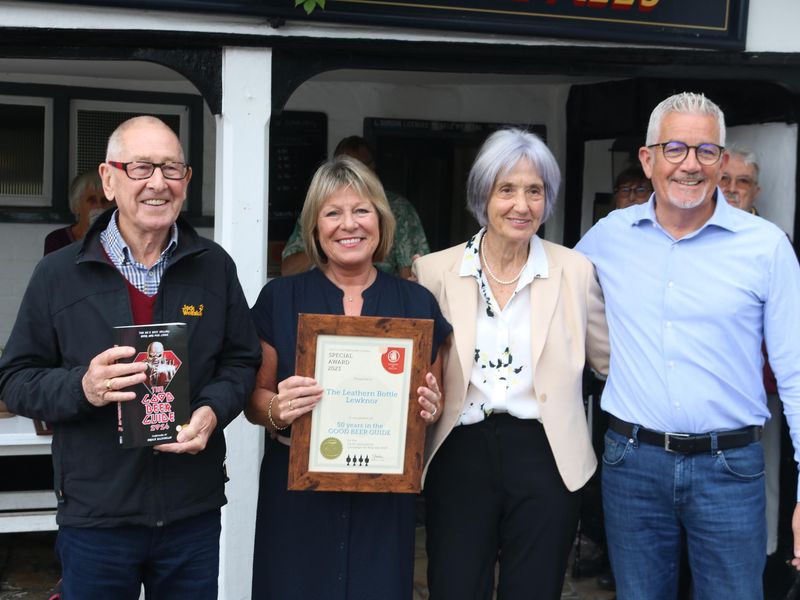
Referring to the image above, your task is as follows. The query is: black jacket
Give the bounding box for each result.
[0,212,261,528]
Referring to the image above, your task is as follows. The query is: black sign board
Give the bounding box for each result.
[26,0,748,50]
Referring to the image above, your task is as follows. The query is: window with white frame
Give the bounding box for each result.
[0,95,53,207]
[70,99,189,183]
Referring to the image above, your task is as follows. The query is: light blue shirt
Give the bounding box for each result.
[576,192,800,496]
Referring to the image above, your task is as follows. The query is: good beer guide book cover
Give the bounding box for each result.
[113,323,190,448]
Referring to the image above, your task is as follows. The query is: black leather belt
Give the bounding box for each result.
[609,416,762,454]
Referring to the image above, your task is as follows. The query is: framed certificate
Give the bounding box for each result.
[287,313,434,493]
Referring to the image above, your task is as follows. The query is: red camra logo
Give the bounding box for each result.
[381,347,405,374]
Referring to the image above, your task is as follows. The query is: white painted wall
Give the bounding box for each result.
[746,0,800,53]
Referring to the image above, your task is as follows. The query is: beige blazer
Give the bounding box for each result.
[414,239,609,492]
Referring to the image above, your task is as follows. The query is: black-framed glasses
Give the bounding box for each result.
[647,141,724,166]
[614,185,652,198]
[107,160,189,180]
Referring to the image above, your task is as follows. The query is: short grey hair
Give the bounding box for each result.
[68,171,104,214]
[646,92,726,147]
[725,143,760,183]
[105,115,185,162]
[466,128,560,227]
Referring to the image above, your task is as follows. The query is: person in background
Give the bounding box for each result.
[281,135,429,279]
[0,116,261,599]
[44,171,114,255]
[721,144,783,568]
[720,144,761,214]
[577,92,800,599]
[414,128,609,600]
[613,165,652,210]
[247,155,451,600]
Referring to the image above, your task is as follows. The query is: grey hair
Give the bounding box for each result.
[68,171,104,214]
[725,143,760,183]
[105,115,185,161]
[646,92,726,147]
[466,128,560,227]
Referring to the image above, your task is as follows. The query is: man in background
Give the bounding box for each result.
[613,165,652,210]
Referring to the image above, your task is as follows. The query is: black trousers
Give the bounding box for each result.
[424,413,581,600]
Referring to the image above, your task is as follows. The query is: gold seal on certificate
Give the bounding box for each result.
[288,314,433,493]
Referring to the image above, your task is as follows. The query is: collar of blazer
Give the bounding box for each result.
[441,248,563,398]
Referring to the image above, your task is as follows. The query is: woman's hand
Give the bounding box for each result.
[272,375,323,427]
[418,371,443,425]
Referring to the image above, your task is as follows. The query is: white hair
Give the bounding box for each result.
[646,92,726,147]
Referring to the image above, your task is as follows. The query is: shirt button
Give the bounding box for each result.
[674,402,681,407]
[666,321,672,328]
[155,520,164,527]
[667,281,674,288]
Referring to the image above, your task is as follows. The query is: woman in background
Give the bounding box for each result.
[44,171,113,254]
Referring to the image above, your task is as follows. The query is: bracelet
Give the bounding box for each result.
[268,393,288,431]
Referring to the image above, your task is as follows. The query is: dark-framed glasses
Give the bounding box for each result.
[615,185,652,198]
[647,141,724,166]
[107,160,189,180]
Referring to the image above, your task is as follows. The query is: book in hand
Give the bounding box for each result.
[113,322,191,448]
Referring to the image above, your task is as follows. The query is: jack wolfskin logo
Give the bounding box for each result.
[182,304,204,317]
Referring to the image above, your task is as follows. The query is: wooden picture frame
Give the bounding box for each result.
[288,313,433,493]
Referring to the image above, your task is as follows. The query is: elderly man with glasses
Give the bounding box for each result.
[576,92,800,599]
[720,144,762,215]
[0,116,261,599]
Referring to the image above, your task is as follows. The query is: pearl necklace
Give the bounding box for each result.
[480,233,527,286]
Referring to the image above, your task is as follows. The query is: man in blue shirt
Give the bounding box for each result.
[576,92,800,599]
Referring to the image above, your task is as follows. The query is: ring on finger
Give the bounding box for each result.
[431,406,437,417]
[288,399,293,410]
[105,379,112,392]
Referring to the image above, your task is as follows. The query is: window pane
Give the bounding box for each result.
[75,109,181,176]
[0,104,45,196]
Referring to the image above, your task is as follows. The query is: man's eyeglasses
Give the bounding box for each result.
[647,141,724,166]
[614,185,652,198]
[107,161,189,181]
[720,174,756,190]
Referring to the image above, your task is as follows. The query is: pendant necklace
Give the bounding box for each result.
[329,269,376,302]
[480,233,527,286]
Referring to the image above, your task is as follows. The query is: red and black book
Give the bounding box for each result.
[113,322,190,448]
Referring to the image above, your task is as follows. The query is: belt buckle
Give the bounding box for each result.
[664,432,690,453]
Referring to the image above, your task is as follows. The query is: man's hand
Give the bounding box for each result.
[791,502,800,570]
[81,346,147,407]
[155,406,218,455]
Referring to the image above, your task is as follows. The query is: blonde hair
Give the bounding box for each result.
[300,156,395,269]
